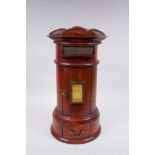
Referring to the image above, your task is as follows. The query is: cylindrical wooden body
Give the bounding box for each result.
[49,27,106,144]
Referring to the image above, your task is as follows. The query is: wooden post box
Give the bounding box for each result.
[48,26,106,144]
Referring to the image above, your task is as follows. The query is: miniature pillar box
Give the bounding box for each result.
[48,26,106,144]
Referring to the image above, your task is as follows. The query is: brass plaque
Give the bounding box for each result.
[71,83,83,103]
[63,46,93,55]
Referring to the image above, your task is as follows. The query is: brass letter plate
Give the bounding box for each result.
[70,81,84,104]
[63,46,93,58]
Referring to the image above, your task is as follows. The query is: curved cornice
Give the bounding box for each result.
[48,26,107,42]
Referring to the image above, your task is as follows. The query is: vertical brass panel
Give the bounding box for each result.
[72,84,83,103]
[70,81,84,104]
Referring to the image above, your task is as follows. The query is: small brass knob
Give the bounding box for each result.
[69,130,85,137]
[80,130,85,135]
[62,90,66,97]
[69,130,75,136]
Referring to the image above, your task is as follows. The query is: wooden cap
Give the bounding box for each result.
[48,26,107,42]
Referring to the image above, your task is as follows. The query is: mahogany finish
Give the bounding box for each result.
[48,26,106,144]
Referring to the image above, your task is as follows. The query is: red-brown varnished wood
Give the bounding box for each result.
[62,67,91,117]
[48,26,106,144]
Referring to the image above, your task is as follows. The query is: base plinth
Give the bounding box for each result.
[50,108,101,144]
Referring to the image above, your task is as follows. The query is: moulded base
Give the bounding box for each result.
[50,108,101,144]
[51,125,101,144]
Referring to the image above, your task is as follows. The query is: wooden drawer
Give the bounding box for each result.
[63,123,90,139]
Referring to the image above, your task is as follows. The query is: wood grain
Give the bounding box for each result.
[49,26,106,144]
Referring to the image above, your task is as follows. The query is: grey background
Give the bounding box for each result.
[27,0,128,155]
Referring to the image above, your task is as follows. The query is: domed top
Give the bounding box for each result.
[48,26,106,42]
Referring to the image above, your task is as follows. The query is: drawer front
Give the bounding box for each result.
[63,123,90,139]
